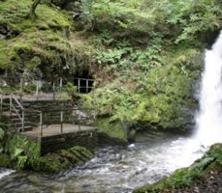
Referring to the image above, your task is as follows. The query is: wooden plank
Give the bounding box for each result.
[60,111,63,133]
[22,124,96,138]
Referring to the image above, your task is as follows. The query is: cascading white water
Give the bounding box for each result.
[196,31,222,147]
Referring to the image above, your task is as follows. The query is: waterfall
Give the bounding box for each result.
[196,31,222,147]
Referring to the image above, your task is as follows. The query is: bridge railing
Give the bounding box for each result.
[21,107,96,137]
[0,94,96,137]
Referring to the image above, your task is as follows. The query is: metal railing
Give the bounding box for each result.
[74,78,94,93]
[10,95,25,132]
[0,94,96,137]
[39,108,96,136]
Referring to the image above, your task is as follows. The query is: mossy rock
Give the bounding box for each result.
[0,154,11,168]
[58,149,79,164]
[31,146,93,173]
[69,146,94,161]
[33,153,71,173]
[96,117,128,143]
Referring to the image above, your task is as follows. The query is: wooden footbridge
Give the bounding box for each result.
[0,94,97,154]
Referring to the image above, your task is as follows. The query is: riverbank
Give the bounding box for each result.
[0,133,94,173]
[134,144,222,193]
[0,132,203,193]
[0,111,129,173]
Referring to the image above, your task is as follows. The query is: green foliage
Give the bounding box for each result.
[0,154,11,167]
[0,128,5,141]
[92,0,156,35]
[64,82,77,95]
[163,0,222,44]
[95,36,164,74]
[6,135,40,169]
[86,46,200,130]
[91,0,222,45]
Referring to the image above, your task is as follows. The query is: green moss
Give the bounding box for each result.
[32,146,93,173]
[58,149,79,164]
[96,117,127,142]
[0,154,11,167]
[0,0,71,32]
[33,153,70,173]
[69,146,94,161]
[0,0,74,75]
[0,29,72,70]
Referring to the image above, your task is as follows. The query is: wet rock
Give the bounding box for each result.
[0,154,11,168]
[0,24,18,39]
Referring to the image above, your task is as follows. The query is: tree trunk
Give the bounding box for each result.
[30,0,41,19]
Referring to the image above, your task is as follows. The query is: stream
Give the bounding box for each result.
[0,131,205,193]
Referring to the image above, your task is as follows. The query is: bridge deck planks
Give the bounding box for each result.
[22,124,96,138]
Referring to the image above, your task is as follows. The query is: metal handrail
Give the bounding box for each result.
[0,95,3,114]
[11,95,24,110]
[1,94,96,137]
[74,78,94,81]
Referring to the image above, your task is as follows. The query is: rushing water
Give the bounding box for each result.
[195,31,222,147]
[0,132,204,193]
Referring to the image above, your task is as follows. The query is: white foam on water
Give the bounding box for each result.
[0,169,14,180]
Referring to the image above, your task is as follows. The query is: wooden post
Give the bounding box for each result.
[86,79,89,93]
[59,77,63,92]
[60,111,63,133]
[40,111,43,137]
[78,78,80,93]
[9,95,12,116]
[21,110,24,132]
[53,82,55,100]
[36,81,39,100]
[20,76,24,100]
[0,96,2,114]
